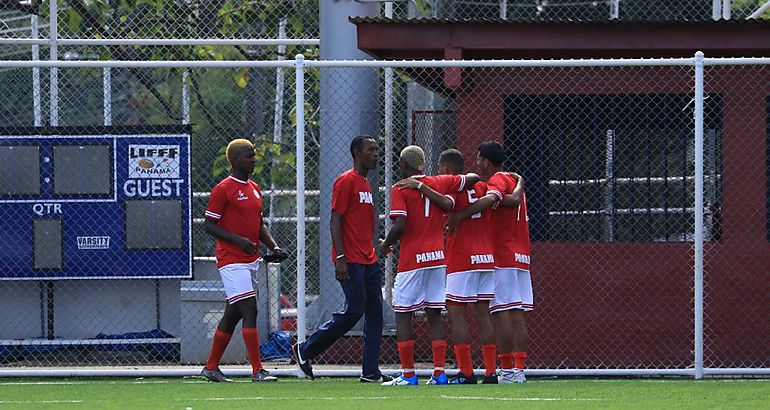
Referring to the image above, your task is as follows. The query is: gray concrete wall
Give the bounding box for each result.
[0,279,179,340]
[0,281,43,339]
[0,259,271,366]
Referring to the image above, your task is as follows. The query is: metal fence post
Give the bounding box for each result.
[49,0,58,126]
[294,54,307,372]
[103,68,111,126]
[693,50,705,380]
[31,15,41,126]
[181,71,190,125]
[383,1,395,310]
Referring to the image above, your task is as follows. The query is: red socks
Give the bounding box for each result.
[482,344,497,376]
[242,327,263,376]
[514,351,528,370]
[397,340,416,378]
[205,329,233,371]
[431,340,447,376]
[499,352,515,371]
[454,344,473,376]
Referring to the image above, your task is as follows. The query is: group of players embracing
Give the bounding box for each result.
[378,141,532,386]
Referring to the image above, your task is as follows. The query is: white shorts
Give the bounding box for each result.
[219,259,260,304]
[392,266,447,312]
[446,270,495,304]
[490,268,533,313]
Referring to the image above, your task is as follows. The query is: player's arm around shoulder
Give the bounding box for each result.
[396,177,454,211]
[500,172,524,208]
[446,193,497,232]
[463,173,481,188]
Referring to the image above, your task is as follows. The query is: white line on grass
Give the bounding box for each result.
[0,381,89,385]
[176,397,392,402]
[440,395,602,402]
[0,400,83,404]
[0,380,172,386]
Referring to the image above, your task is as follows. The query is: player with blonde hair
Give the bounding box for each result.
[380,145,479,386]
[201,138,288,382]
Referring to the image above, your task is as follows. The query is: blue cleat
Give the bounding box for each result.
[426,373,448,385]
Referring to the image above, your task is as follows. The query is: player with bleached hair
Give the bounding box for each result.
[200,138,288,383]
[379,145,479,386]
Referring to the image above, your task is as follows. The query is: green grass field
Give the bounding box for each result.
[0,377,767,409]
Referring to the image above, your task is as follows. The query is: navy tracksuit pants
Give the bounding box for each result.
[300,262,383,376]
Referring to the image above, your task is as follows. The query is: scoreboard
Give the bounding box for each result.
[0,126,192,280]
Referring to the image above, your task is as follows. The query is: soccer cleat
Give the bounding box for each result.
[481,374,498,384]
[498,369,526,384]
[426,373,448,385]
[292,342,314,380]
[360,373,393,383]
[200,368,232,383]
[252,368,278,382]
[448,372,478,385]
[498,370,514,384]
[381,373,418,386]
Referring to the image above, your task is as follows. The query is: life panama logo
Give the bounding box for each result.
[124,144,184,198]
[128,145,180,178]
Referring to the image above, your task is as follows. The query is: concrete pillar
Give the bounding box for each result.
[309,1,381,328]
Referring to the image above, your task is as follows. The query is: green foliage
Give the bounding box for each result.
[212,139,297,188]
[413,0,432,14]
[732,0,770,19]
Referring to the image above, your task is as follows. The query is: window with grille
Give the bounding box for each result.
[503,93,723,242]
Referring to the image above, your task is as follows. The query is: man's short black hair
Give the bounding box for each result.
[350,135,375,159]
[438,149,464,171]
[478,140,504,166]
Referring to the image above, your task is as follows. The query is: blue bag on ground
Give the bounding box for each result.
[259,331,292,361]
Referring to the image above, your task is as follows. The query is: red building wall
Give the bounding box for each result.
[447,66,770,368]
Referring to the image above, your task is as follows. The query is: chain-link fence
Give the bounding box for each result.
[386,0,767,21]
[0,55,768,377]
[702,62,770,371]
[4,1,769,49]
[0,62,302,370]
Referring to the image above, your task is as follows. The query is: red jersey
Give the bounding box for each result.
[389,174,467,273]
[446,181,495,274]
[205,175,263,269]
[486,172,531,270]
[331,169,377,265]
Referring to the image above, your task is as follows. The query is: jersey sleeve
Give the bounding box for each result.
[486,173,508,202]
[331,174,352,215]
[205,184,227,221]
[446,191,458,210]
[389,185,407,219]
